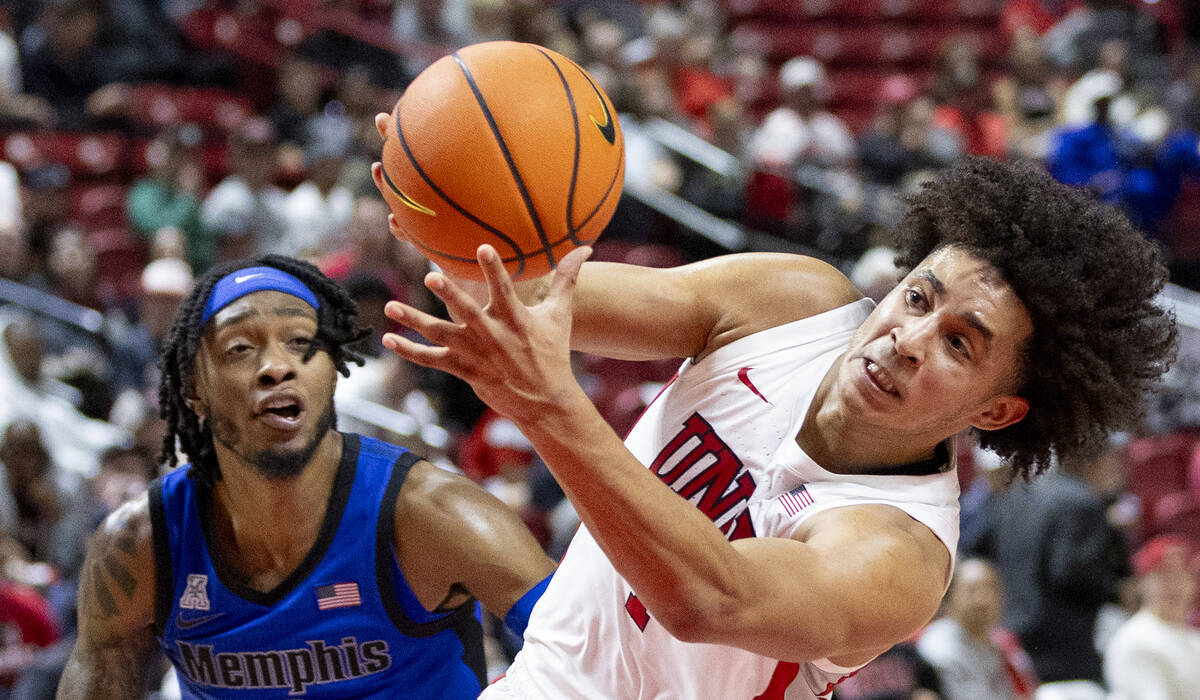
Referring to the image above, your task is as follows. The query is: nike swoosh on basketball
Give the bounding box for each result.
[738,367,773,406]
[234,273,265,284]
[586,81,617,145]
[176,611,226,630]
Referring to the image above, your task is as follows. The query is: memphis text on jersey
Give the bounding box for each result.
[174,636,391,695]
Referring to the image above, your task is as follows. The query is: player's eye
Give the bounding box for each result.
[905,288,926,309]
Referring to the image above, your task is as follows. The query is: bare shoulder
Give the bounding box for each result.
[77,492,158,642]
[572,252,863,362]
[58,492,162,699]
[391,459,554,615]
[393,459,530,547]
[691,253,864,356]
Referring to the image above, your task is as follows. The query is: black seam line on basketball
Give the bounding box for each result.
[378,159,435,216]
[406,233,550,267]
[574,144,624,235]
[452,52,556,271]
[534,47,582,244]
[391,107,527,278]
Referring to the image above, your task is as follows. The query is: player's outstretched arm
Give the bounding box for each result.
[380,245,946,663]
[392,459,556,632]
[57,495,161,699]
[568,251,861,362]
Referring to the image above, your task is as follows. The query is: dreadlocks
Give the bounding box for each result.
[158,254,370,490]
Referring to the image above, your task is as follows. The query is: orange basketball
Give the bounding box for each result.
[378,41,625,280]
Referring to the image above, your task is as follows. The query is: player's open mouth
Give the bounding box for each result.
[255,393,305,431]
[863,358,899,397]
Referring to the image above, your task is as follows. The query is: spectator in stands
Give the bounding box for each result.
[17,0,129,130]
[917,558,1038,700]
[0,220,37,289]
[992,27,1069,160]
[105,256,195,431]
[825,637,941,700]
[43,227,100,313]
[1047,89,1131,206]
[748,55,856,173]
[299,0,410,89]
[200,117,289,263]
[18,163,73,277]
[930,38,1007,159]
[1060,38,1140,128]
[268,55,326,147]
[0,310,128,485]
[1103,535,1200,699]
[320,194,436,316]
[858,75,963,188]
[0,419,62,564]
[126,123,208,272]
[969,439,1128,691]
[284,111,356,257]
[0,3,51,129]
[0,575,60,693]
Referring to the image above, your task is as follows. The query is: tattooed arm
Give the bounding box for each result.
[57,493,162,699]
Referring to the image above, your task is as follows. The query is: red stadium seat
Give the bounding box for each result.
[72,183,127,230]
[1152,490,1200,540]
[1124,433,1197,536]
[0,131,128,179]
[88,227,148,304]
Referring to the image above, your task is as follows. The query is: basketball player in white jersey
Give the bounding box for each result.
[373,156,1176,698]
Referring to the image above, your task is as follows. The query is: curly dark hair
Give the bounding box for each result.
[892,157,1178,480]
[158,254,370,489]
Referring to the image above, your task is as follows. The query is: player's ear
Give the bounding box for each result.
[970,394,1028,432]
[374,112,389,140]
[184,396,206,420]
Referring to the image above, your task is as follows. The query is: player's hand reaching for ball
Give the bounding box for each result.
[382,243,592,425]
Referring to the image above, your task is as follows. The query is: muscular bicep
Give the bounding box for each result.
[57,495,161,699]
[394,461,555,618]
[705,506,949,665]
[571,254,861,362]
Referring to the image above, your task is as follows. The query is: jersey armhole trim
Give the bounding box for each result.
[375,451,487,686]
[148,475,173,639]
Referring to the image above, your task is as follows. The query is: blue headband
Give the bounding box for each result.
[201,266,320,324]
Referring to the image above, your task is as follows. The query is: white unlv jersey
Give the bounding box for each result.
[486,299,961,700]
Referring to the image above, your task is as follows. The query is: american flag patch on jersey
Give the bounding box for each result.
[316,582,361,610]
[778,485,815,516]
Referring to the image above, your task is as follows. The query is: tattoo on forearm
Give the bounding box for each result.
[89,561,120,619]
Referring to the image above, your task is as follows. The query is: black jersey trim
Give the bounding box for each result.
[148,476,173,638]
[869,440,951,476]
[376,453,487,687]
[198,433,359,607]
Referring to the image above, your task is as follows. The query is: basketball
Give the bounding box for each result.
[377,41,625,280]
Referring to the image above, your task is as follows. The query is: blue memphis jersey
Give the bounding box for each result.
[150,434,486,698]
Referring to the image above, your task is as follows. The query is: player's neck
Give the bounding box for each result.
[799,364,941,474]
[211,430,343,573]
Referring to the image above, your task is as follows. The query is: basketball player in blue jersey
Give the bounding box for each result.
[373,155,1178,698]
[56,255,556,699]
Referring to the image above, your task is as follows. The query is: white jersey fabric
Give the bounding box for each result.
[484,299,961,700]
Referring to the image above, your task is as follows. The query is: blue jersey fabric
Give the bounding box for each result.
[150,433,486,698]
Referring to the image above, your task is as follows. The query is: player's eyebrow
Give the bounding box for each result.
[919,269,994,348]
[918,269,945,296]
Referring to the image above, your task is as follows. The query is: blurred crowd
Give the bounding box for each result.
[1,0,1199,698]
